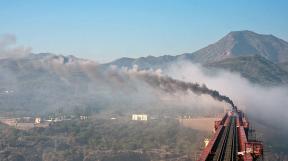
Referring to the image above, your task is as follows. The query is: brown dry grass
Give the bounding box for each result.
[179,117,222,132]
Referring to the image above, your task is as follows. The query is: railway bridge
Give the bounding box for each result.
[197,109,263,161]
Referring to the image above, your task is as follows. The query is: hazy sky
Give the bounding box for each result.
[1,0,288,62]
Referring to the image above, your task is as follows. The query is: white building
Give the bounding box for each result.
[80,115,88,120]
[132,114,148,121]
[35,117,41,124]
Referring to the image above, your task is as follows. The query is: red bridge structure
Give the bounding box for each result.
[197,108,263,161]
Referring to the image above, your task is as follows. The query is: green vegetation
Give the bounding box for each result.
[0,119,206,161]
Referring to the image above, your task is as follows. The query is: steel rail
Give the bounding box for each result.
[212,117,232,161]
[212,116,238,161]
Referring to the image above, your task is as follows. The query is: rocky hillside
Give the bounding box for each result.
[106,31,288,85]
[191,30,288,64]
[205,55,288,85]
[0,53,103,114]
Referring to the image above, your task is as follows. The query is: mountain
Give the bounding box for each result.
[0,53,104,114]
[107,31,288,85]
[0,53,175,115]
[1,30,288,114]
[191,30,288,64]
[106,55,176,70]
[108,31,288,66]
[205,55,288,85]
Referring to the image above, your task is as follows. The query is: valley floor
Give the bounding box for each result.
[0,118,208,161]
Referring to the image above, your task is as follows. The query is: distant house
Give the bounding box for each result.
[45,115,69,122]
[0,118,17,126]
[34,117,41,124]
[132,114,148,121]
[80,115,88,120]
[54,117,63,122]
[45,118,54,122]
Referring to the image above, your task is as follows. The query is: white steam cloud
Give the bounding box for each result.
[0,34,32,58]
[165,61,288,130]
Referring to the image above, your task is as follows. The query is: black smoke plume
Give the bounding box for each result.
[129,70,236,109]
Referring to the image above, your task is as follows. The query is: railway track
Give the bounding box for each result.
[212,116,238,161]
[198,110,264,161]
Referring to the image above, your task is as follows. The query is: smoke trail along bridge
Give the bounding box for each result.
[197,109,263,161]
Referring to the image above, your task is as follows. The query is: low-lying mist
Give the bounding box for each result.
[0,34,233,116]
[0,54,228,116]
[1,34,288,154]
[165,61,288,131]
[0,34,31,59]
